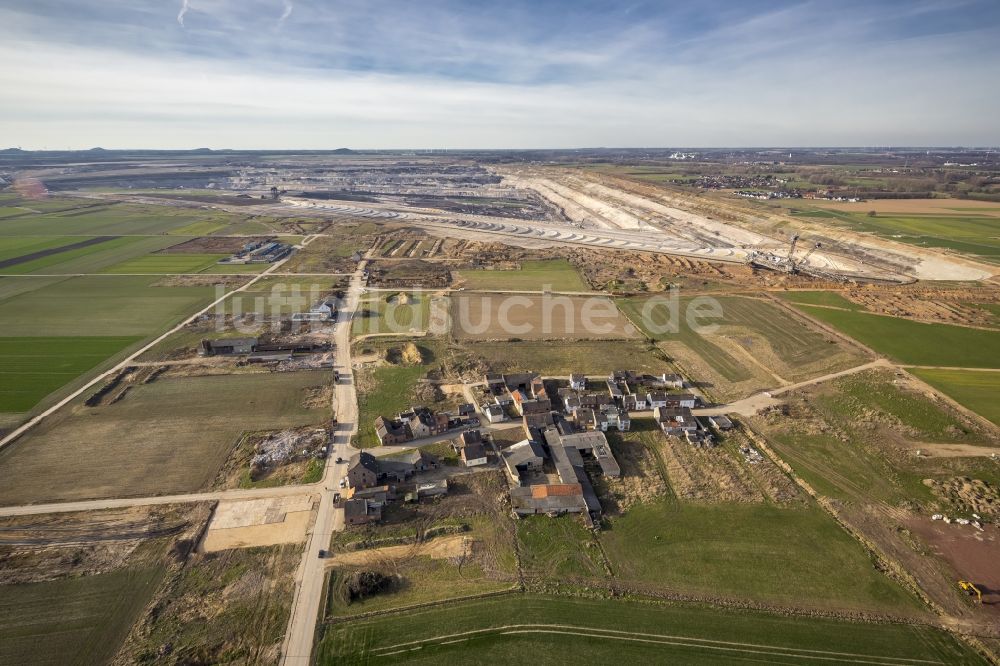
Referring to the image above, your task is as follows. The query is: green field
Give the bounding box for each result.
[0,235,84,262]
[101,253,229,274]
[0,370,331,504]
[0,275,217,336]
[517,516,607,580]
[797,208,1000,263]
[757,370,998,507]
[316,594,981,665]
[0,336,140,412]
[453,339,671,376]
[355,363,430,447]
[619,295,861,383]
[599,500,921,614]
[777,290,864,310]
[353,293,432,337]
[0,235,187,275]
[0,202,246,237]
[456,259,589,292]
[0,567,165,665]
[795,305,1000,368]
[909,368,1000,427]
[121,545,298,664]
[224,276,342,317]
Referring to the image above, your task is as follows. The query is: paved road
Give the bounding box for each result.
[279,258,367,665]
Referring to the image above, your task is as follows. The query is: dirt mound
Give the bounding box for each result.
[389,292,412,305]
[400,341,423,365]
[925,476,1000,518]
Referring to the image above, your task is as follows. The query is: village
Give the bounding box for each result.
[338,367,737,529]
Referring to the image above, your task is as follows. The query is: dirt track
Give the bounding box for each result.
[323,534,473,568]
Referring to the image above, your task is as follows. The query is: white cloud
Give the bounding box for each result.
[0,1,997,148]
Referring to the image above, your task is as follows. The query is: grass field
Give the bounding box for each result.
[0,371,331,504]
[450,293,638,340]
[792,205,1000,263]
[0,275,217,336]
[517,515,607,580]
[316,594,981,665]
[0,335,140,412]
[121,545,298,665]
[619,295,862,385]
[0,202,238,237]
[0,567,165,665]
[908,368,1000,427]
[0,235,186,275]
[354,292,432,337]
[224,276,342,317]
[777,290,864,310]
[795,305,1000,368]
[355,364,430,447]
[0,235,86,262]
[453,339,672,375]
[756,370,998,507]
[599,499,921,614]
[101,253,229,274]
[455,259,589,292]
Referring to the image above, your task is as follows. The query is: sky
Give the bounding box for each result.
[1,0,998,149]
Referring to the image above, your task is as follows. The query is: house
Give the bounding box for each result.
[346,484,392,506]
[605,379,624,399]
[519,398,551,416]
[342,498,381,526]
[310,299,337,319]
[623,393,645,412]
[653,406,698,435]
[367,449,440,483]
[554,430,621,478]
[502,372,539,396]
[457,403,477,418]
[346,451,380,489]
[509,483,587,517]
[609,370,634,383]
[569,373,586,390]
[664,393,698,409]
[606,408,631,431]
[483,403,508,423]
[530,376,547,397]
[656,373,684,389]
[500,439,545,481]
[563,394,582,413]
[540,428,621,520]
[523,411,555,429]
[375,416,409,445]
[708,414,734,431]
[402,407,448,439]
[580,393,612,409]
[573,407,597,431]
[456,430,488,466]
[646,391,669,409]
[485,373,506,395]
[199,337,258,356]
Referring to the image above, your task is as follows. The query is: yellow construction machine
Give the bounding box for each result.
[958,580,983,604]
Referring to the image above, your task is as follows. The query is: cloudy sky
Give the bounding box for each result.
[1,0,998,149]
